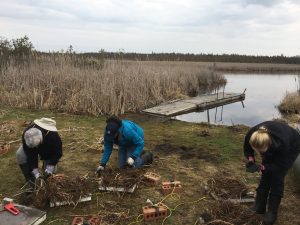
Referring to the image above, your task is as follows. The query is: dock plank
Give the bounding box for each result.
[142,93,245,117]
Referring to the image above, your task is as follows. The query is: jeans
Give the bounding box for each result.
[118,146,143,168]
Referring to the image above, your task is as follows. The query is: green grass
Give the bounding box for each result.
[0,107,299,225]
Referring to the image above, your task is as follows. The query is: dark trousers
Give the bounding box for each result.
[258,149,300,197]
[257,171,286,197]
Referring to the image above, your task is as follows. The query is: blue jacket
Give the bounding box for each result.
[101,120,144,166]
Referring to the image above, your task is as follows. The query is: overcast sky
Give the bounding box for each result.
[1,0,300,56]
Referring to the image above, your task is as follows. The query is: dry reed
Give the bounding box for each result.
[100,168,144,189]
[200,201,263,225]
[28,174,96,208]
[206,170,250,200]
[0,55,226,115]
[278,92,300,114]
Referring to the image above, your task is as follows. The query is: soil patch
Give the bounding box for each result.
[154,143,220,163]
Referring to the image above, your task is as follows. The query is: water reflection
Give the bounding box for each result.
[176,74,299,126]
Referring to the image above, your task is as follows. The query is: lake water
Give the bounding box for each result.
[176,74,299,126]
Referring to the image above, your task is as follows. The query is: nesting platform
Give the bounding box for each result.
[142,93,245,117]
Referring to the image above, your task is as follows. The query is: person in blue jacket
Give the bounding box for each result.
[97,116,153,174]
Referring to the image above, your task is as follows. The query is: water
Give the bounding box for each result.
[176,74,299,126]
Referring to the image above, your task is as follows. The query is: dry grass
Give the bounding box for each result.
[0,55,225,115]
[213,62,300,73]
[0,108,299,225]
[278,92,300,114]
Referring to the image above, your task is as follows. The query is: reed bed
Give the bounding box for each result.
[278,92,300,114]
[213,62,300,73]
[0,55,225,115]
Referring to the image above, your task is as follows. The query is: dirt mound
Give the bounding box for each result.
[154,143,220,163]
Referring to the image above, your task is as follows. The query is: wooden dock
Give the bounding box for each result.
[142,93,245,117]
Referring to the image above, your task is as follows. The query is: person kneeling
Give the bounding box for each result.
[97,116,153,176]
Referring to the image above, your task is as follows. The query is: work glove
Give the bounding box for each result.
[43,165,55,179]
[245,156,255,171]
[32,168,40,180]
[127,157,135,167]
[96,165,105,177]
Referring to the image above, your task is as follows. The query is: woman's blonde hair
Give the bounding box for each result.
[249,126,271,150]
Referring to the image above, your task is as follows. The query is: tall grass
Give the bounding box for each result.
[278,75,300,114]
[0,55,226,115]
[278,92,300,114]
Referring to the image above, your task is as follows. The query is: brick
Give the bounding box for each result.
[88,215,101,225]
[144,172,161,184]
[161,181,183,195]
[143,203,168,221]
[71,217,84,225]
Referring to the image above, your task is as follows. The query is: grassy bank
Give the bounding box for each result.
[278,92,300,114]
[0,107,299,225]
[278,92,300,124]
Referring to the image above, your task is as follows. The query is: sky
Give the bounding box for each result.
[0,0,300,56]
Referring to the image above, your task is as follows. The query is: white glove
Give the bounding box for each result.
[96,165,105,176]
[127,157,134,166]
[32,168,40,179]
[45,165,55,175]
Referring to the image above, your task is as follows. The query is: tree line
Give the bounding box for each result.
[1,36,300,64]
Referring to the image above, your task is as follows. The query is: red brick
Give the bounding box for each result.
[161,181,183,195]
[71,217,84,225]
[143,203,168,221]
[88,215,101,225]
[144,172,161,184]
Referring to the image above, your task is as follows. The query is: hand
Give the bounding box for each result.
[127,157,134,166]
[32,168,40,179]
[96,165,105,177]
[43,165,55,179]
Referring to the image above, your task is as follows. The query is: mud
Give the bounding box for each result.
[154,143,220,163]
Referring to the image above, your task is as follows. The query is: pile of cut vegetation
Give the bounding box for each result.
[199,201,263,225]
[205,170,251,200]
[27,174,96,208]
[100,168,144,191]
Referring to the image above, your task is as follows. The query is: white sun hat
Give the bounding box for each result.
[34,118,57,131]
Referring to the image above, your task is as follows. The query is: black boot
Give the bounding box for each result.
[141,151,153,165]
[250,190,269,214]
[263,195,281,225]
